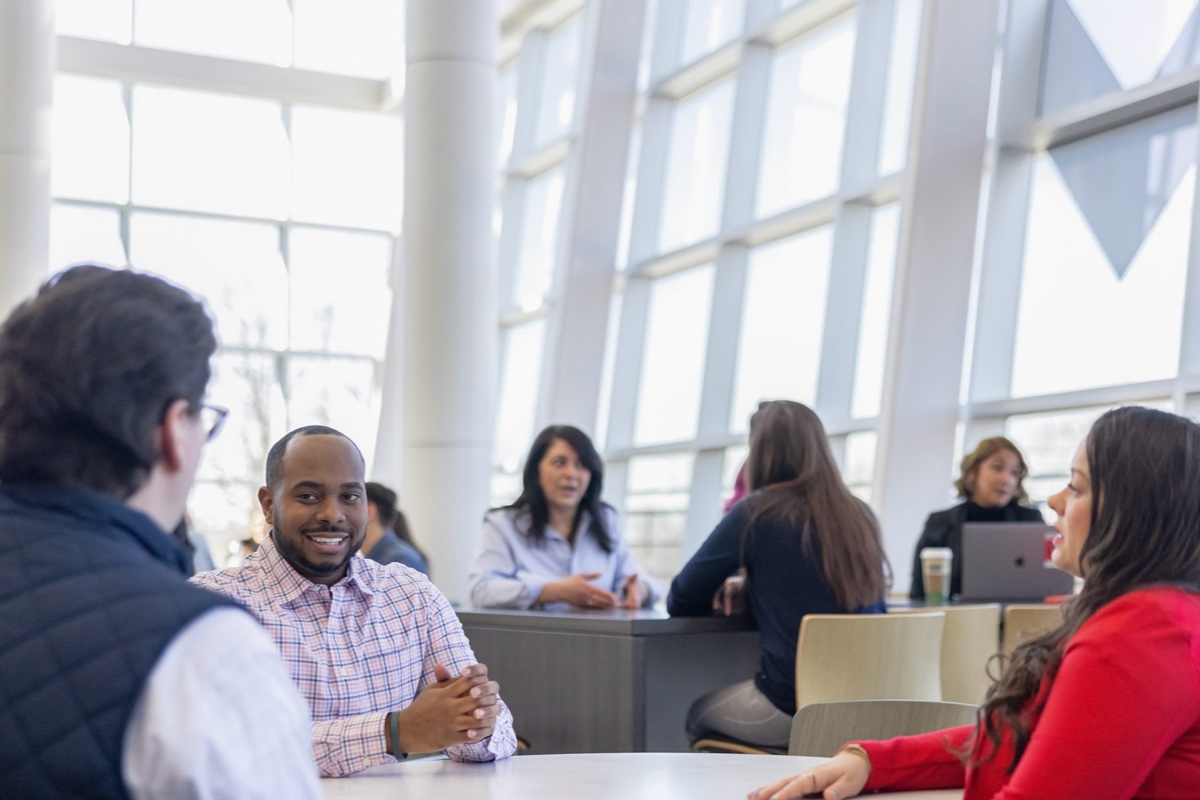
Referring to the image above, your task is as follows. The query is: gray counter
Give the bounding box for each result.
[457,608,761,754]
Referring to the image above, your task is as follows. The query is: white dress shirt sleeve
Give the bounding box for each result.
[121,607,322,800]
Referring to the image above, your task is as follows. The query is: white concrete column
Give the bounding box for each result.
[399,0,498,604]
[0,0,54,317]
[874,0,1003,588]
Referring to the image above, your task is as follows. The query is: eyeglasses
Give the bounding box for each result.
[199,403,229,443]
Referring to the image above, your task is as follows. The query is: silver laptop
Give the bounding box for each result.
[960,522,1075,602]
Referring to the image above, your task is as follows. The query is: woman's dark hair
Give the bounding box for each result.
[0,265,216,498]
[742,400,890,610]
[973,406,1200,771]
[504,424,612,552]
[955,436,1030,504]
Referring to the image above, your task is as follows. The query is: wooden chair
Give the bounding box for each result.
[1002,603,1064,654]
[788,699,979,757]
[693,612,945,756]
[891,604,1001,705]
[794,611,945,709]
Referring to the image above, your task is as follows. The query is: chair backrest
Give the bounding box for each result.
[795,612,944,710]
[1002,604,1064,654]
[891,604,1002,705]
[788,699,979,757]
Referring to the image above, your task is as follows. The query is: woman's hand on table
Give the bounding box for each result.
[748,750,870,800]
[539,573,618,609]
[712,571,747,616]
[619,573,644,610]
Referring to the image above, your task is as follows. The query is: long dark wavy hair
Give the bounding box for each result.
[743,400,890,610]
[502,424,613,553]
[972,406,1200,771]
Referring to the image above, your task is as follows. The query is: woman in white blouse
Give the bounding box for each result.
[468,425,661,611]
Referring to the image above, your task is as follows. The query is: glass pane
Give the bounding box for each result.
[1041,0,1200,116]
[200,352,285,484]
[134,0,291,65]
[513,168,565,311]
[490,470,523,509]
[659,80,735,252]
[1011,109,1195,397]
[291,106,404,231]
[293,0,406,79]
[288,228,393,357]
[49,205,126,273]
[132,86,289,218]
[625,452,694,581]
[500,64,519,168]
[730,228,833,434]
[680,0,746,64]
[286,355,378,468]
[852,205,900,419]
[52,76,129,203]
[842,431,877,491]
[56,0,132,42]
[130,213,288,350]
[757,16,857,217]
[534,16,584,148]
[494,319,547,472]
[1006,400,1173,509]
[878,0,923,175]
[635,265,715,445]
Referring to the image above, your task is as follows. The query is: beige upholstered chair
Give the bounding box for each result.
[788,699,980,757]
[1002,603,1064,654]
[794,611,945,710]
[892,604,1002,705]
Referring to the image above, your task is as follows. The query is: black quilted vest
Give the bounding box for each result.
[0,482,235,799]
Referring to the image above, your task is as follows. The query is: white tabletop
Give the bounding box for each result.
[320,752,961,799]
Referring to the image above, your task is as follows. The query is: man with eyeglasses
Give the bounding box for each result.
[0,265,321,799]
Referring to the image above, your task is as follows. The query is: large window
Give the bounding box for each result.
[1010,109,1195,398]
[729,227,833,433]
[50,23,399,562]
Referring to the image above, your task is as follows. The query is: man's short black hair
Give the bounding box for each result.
[365,482,398,529]
[0,265,216,498]
[264,425,363,490]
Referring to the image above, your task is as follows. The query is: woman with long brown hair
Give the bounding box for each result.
[753,405,1200,799]
[668,400,890,751]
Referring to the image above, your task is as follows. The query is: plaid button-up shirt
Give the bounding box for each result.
[193,534,516,776]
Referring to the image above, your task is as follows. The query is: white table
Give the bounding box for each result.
[320,752,962,799]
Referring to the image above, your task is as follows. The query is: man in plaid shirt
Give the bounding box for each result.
[194,425,517,776]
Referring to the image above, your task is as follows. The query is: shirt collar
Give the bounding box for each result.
[252,531,376,603]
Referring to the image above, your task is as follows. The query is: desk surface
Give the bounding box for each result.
[456,607,756,635]
[320,753,961,800]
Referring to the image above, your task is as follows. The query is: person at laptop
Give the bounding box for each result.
[909,436,1042,601]
[751,405,1200,799]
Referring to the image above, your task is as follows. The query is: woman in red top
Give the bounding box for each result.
[751,406,1200,800]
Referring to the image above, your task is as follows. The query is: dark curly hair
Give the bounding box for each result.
[0,265,216,498]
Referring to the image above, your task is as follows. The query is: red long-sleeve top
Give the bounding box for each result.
[858,588,1200,799]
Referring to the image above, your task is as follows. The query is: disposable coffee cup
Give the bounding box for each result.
[920,547,953,606]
